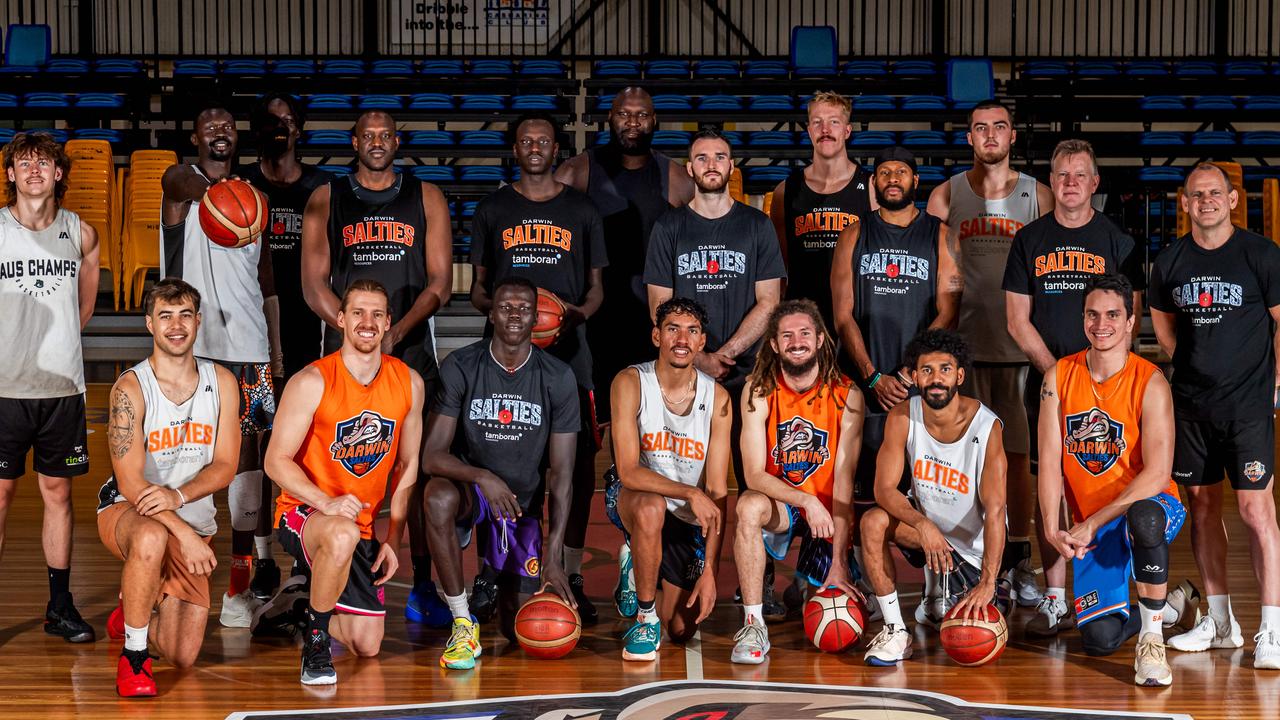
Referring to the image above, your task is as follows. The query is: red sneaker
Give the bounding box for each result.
[107,604,125,640]
[115,650,156,697]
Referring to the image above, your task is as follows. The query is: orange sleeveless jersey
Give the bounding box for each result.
[764,374,851,512]
[1056,350,1179,523]
[276,352,413,539]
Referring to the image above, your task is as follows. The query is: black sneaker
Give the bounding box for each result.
[300,628,336,685]
[45,593,95,643]
[250,558,281,602]
[469,574,498,623]
[762,574,786,622]
[782,578,806,617]
[569,573,598,625]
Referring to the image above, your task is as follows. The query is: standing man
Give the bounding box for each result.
[99,279,240,696]
[267,279,425,685]
[242,92,333,600]
[1038,274,1185,686]
[731,300,863,664]
[1150,162,1280,668]
[1003,139,1151,637]
[302,109,453,627]
[162,105,276,627]
[421,277,580,670]
[607,297,732,661]
[0,132,100,642]
[927,99,1053,607]
[469,112,607,622]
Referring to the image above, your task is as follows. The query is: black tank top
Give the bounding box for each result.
[324,174,429,355]
[852,209,940,404]
[782,165,874,330]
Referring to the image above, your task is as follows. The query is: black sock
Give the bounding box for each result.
[306,606,332,634]
[411,555,432,587]
[48,566,70,600]
[637,598,656,615]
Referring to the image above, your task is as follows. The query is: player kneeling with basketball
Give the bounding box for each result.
[99,279,241,696]
[1038,274,1186,687]
[860,328,1011,666]
[266,279,425,685]
[605,297,732,661]
[421,276,580,670]
[731,299,864,664]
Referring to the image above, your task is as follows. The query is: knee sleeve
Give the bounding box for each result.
[229,470,263,532]
[1128,500,1170,584]
[1079,613,1127,656]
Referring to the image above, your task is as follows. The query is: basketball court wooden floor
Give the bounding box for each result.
[0,386,1277,719]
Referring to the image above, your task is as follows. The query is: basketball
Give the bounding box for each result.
[531,288,565,349]
[803,587,866,653]
[514,592,581,659]
[198,179,268,248]
[939,602,1008,666]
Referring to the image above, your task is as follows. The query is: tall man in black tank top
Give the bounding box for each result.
[301,110,454,627]
[831,147,960,615]
[771,91,875,341]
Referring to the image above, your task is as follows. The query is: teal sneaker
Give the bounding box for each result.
[622,617,661,661]
[614,542,638,619]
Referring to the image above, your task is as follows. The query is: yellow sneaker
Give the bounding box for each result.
[440,617,481,670]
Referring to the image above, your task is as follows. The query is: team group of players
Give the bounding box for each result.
[2,86,1279,697]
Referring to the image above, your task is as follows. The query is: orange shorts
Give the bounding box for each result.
[97,502,213,609]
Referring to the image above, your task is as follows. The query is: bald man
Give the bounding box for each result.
[300,109,453,627]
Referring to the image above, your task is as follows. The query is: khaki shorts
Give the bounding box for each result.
[97,502,213,608]
[963,363,1030,455]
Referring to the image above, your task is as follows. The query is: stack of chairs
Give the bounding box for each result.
[120,150,175,309]
[62,139,120,307]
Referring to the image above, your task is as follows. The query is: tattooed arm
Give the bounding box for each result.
[932,220,962,330]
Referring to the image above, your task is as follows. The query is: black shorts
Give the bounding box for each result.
[603,467,706,591]
[1173,414,1275,490]
[854,411,911,505]
[0,395,89,479]
[1024,367,1043,473]
[210,360,275,435]
[277,506,385,616]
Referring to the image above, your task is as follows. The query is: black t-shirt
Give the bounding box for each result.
[240,163,332,378]
[643,202,787,383]
[1149,229,1280,420]
[1002,212,1145,359]
[435,340,580,513]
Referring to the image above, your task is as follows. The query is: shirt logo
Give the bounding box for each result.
[676,248,747,277]
[1075,589,1099,614]
[857,250,930,281]
[1064,407,1126,476]
[330,410,396,477]
[1244,461,1268,484]
[641,430,705,460]
[341,219,416,247]
[772,416,830,486]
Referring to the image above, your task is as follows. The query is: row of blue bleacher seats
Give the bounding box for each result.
[1138,96,1280,111]
[592,129,974,148]
[1139,131,1280,146]
[171,58,568,78]
[596,93,969,112]
[592,58,941,78]
[0,93,125,108]
[0,127,122,143]
[304,94,561,111]
[1138,165,1280,183]
[1018,59,1280,78]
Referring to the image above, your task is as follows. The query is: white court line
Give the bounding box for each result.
[684,629,704,680]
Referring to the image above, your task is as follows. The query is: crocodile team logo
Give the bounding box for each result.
[772,416,831,486]
[1064,407,1126,476]
[330,410,395,478]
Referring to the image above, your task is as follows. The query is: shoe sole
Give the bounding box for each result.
[219,613,252,629]
[865,656,904,667]
[300,674,337,685]
[45,625,95,643]
[622,651,657,661]
[1254,660,1280,670]
[117,687,157,697]
[730,642,771,665]
[1136,677,1172,687]
[440,659,477,670]
[1170,637,1244,652]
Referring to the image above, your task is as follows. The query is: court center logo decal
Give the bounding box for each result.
[330,410,395,477]
[772,416,831,486]
[225,680,1193,719]
[1064,407,1126,476]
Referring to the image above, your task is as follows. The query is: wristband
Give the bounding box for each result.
[175,488,187,508]
[867,372,882,389]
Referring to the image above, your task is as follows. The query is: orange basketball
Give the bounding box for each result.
[514,592,580,659]
[939,602,1008,666]
[531,288,565,349]
[803,587,866,653]
[199,179,267,248]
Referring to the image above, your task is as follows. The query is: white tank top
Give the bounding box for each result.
[0,206,85,397]
[948,172,1040,362]
[905,396,1000,567]
[160,166,269,364]
[106,358,222,536]
[633,361,715,524]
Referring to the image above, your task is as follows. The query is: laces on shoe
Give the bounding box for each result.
[123,649,151,676]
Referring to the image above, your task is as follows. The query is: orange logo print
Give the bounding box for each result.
[957,217,1023,241]
[148,421,215,451]
[1034,251,1106,277]
[524,556,540,577]
[641,431,705,460]
[502,223,573,251]
[794,211,857,236]
[342,221,415,247]
[913,458,971,494]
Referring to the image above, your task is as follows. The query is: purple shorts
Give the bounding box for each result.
[457,485,543,594]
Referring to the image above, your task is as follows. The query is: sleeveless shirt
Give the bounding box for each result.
[782,165,873,328]
[633,361,715,525]
[763,374,852,512]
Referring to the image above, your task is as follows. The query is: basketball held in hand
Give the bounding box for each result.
[940,602,1008,666]
[515,592,581,659]
[532,288,566,349]
[199,179,267,248]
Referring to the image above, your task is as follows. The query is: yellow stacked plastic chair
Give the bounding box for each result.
[121,150,176,309]
[64,139,120,308]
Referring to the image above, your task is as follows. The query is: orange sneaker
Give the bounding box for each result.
[115,649,156,698]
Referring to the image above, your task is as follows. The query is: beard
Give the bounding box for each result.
[258,127,292,159]
[613,130,654,157]
[780,353,818,377]
[974,144,1010,165]
[694,172,727,194]
[874,183,916,211]
[922,383,959,410]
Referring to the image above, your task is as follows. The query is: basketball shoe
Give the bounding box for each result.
[116,648,157,697]
[107,602,126,640]
[406,579,453,628]
[1163,579,1201,634]
[249,558,281,602]
[1253,624,1280,670]
[300,627,337,685]
[252,574,309,638]
[1169,613,1243,652]
[614,542,638,619]
[1134,633,1173,687]
[568,574,598,625]
[1008,558,1042,607]
[864,624,912,666]
[441,617,481,670]
[220,588,264,628]
[45,593,95,643]
[1026,593,1075,637]
[622,616,661,661]
[730,616,771,664]
[469,572,498,623]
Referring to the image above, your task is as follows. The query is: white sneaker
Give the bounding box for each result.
[220,588,265,628]
[1163,579,1202,633]
[730,617,771,664]
[1254,624,1280,670]
[1009,559,1042,607]
[1168,614,1244,652]
[1134,632,1173,687]
[914,597,944,630]
[864,624,913,666]
[1026,594,1075,637]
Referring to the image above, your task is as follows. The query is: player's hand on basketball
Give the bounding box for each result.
[822,563,861,601]
[688,489,721,539]
[540,564,578,608]
[804,497,835,539]
[687,574,716,624]
[952,582,995,621]
[134,484,183,516]
[872,374,910,411]
[917,521,954,573]
[693,351,733,380]
[178,532,217,576]
[320,493,367,521]
[477,473,522,520]
[371,542,399,585]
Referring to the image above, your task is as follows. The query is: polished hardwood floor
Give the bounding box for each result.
[1,385,1278,719]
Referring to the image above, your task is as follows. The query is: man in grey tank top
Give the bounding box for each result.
[926,100,1054,611]
[0,132,100,643]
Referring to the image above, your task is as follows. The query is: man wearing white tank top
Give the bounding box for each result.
[860,329,1010,666]
[606,297,732,662]
[98,279,241,696]
[926,100,1053,611]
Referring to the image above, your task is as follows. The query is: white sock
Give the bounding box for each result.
[1261,605,1280,629]
[1047,586,1066,607]
[878,592,904,628]
[1208,594,1232,626]
[254,535,272,561]
[1139,603,1164,637]
[744,603,763,625]
[637,599,658,623]
[124,622,149,652]
[445,593,469,620]
[563,546,583,577]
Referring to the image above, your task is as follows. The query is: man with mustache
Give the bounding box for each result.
[1038,273,1184,686]
[927,99,1054,611]
[161,105,277,627]
[729,300,863,664]
[859,328,1010,666]
[469,112,607,623]
[301,109,454,627]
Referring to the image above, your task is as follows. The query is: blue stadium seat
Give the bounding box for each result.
[916,165,947,184]
[511,167,523,182]
[850,131,896,147]
[652,130,691,148]
[24,128,68,142]
[1137,167,1185,182]
[308,94,353,109]
[1244,166,1280,181]
[371,59,414,75]
[747,166,794,183]
[842,60,888,77]
[952,130,970,145]
[595,94,615,111]
[73,128,123,142]
[902,95,948,111]
[305,130,353,145]
[173,59,217,76]
[520,60,566,77]
[0,129,16,142]
[74,93,124,108]
[743,60,788,77]
[359,95,403,109]
[1126,61,1169,75]
[951,165,972,175]
[594,130,611,146]
[1224,61,1268,77]
[748,131,794,146]
[1193,96,1237,111]
[646,60,690,78]
[1021,61,1070,77]
[511,95,557,110]
[1174,61,1218,76]
[721,131,744,146]
[406,131,455,146]
[892,60,937,76]
[461,201,479,218]
[470,60,514,76]
[4,24,51,70]
[697,95,743,111]
[272,59,316,75]
[1139,131,1185,145]
[460,94,506,110]
[222,59,267,75]
[409,93,454,110]
[1140,96,1186,111]
[1190,131,1235,145]
[323,59,367,75]
[94,59,142,74]
[947,58,993,109]
[459,131,506,146]
[1075,61,1122,77]
[749,95,794,111]
[0,94,17,107]
[693,60,739,78]
[853,95,896,111]
[411,166,455,183]
[1244,96,1280,111]
[902,130,947,146]
[458,166,506,182]
[1243,131,1280,146]
[651,94,692,110]
[593,60,641,78]
[790,26,837,76]
[419,60,463,76]
[45,58,89,74]
[23,93,68,107]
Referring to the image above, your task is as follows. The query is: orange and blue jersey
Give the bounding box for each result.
[764,373,852,513]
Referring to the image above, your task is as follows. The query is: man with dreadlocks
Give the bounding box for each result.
[730,299,865,664]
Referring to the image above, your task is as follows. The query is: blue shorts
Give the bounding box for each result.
[762,503,860,588]
[1072,492,1186,626]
